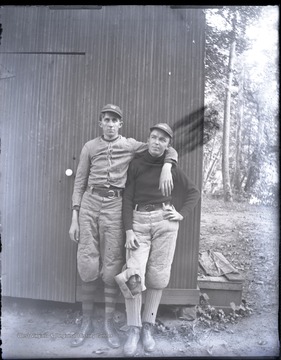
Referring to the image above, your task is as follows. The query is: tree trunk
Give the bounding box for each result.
[233,63,244,193]
[203,145,222,190]
[244,152,260,192]
[244,103,264,193]
[203,137,217,185]
[222,39,236,202]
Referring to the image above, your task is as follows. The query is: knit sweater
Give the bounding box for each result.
[122,150,200,231]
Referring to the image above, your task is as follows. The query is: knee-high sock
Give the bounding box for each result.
[142,289,163,324]
[81,280,97,317]
[125,293,142,327]
[104,284,119,320]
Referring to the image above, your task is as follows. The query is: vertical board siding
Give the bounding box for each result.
[1,54,86,302]
[1,6,205,302]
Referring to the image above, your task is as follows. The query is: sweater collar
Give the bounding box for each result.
[144,149,166,163]
[101,135,121,143]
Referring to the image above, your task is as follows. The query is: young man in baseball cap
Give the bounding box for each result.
[69,107,178,349]
[118,123,200,356]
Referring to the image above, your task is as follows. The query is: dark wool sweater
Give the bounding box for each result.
[123,150,200,231]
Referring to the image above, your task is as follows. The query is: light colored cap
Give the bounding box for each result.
[150,123,173,138]
[101,104,122,118]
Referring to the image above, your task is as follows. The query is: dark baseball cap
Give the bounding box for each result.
[150,123,173,138]
[101,104,123,118]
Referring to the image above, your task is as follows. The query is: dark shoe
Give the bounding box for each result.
[70,316,92,347]
[105,318,121,348]
[123,326,141,357]
[142,322,155,352]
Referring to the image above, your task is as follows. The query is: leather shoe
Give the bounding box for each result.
[142,322,155,352]
[70,316,92,347]
[123,326,140,357]
[105,318,121,348]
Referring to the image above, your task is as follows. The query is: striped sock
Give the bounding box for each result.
[104,284,119,320]
[142,289,163,324]
[125,293,142,327]
[81,280,97,317]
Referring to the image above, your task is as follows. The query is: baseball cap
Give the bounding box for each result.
[101,104,123,118]
[150,123,173,138]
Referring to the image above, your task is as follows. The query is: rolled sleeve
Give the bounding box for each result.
[165,146,178,164]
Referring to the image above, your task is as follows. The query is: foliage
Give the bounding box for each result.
[196,293,253,331]
[154,292,253,344]
[203,6,279,206]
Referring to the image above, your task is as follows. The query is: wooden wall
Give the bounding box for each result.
[0,6,205,303]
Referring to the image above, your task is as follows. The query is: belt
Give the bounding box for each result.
[89,187,123,199]
[135,202,170,212]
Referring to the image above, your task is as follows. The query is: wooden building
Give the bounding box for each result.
[1,6,205,304]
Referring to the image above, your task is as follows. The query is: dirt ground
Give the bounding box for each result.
[1,198,280,358]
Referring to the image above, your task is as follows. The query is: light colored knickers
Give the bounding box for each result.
[77,190,125,285]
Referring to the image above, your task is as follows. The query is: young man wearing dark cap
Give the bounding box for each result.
[68,106,178,349]
[116,123,200,356]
